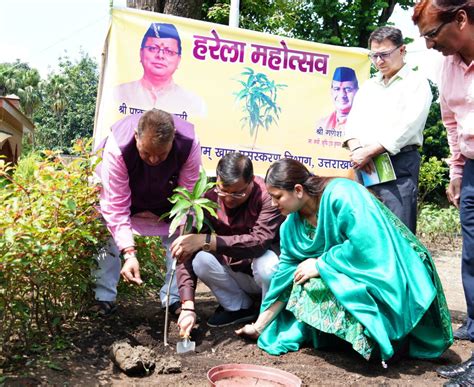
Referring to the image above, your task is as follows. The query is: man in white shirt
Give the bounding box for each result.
[344,26,432,233]
[114,23,207,118]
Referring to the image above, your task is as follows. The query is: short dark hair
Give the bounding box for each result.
[137,109,175,145]
[216,152,254,185]
[413,0,474,24]
[368,26,404,47]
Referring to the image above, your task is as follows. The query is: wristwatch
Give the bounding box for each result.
[202,234,211,252]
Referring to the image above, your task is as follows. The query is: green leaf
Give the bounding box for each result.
[168,193,182,204]
[192,169,208,198]
[169,198,192,218]
[168,212,186,237]
[199,203,218,219]
[184,214,193,234]
[202,218,216,234]
[47,362,64,371]
[65,198,76,212]
[159,211,171,221]
[193,205,204,232]
[173,187,192,201]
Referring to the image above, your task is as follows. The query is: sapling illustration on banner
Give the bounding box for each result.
[234,67,287,149]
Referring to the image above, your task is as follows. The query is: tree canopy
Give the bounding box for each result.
[204,0,415,48]
[33,53,99,152]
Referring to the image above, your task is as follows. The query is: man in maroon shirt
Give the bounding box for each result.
[171,153,285,334]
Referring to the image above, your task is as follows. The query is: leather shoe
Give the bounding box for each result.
[454,321,470,340]
[443,366,474,386]
[437,354,474,379]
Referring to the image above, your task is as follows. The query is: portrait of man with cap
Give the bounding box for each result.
[315,66,359,134]
[114,22,207,118]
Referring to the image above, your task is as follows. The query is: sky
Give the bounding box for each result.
[0,0,125,77]
[0,1,443,83]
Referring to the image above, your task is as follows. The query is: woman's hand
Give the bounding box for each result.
[235,324,261,340]
[294,258,319,285]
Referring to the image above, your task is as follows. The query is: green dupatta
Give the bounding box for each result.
[258,178,453,360]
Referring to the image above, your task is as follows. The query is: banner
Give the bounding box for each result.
[94,7,370,176]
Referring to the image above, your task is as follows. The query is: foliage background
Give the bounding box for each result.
[0,143,167,364]
[0,142,108,362]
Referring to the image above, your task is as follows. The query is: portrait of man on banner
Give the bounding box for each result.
[315,66,359,137]
[114,22,207,119]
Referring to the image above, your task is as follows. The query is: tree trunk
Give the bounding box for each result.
[126,0,162,13]
[126,0,203,20]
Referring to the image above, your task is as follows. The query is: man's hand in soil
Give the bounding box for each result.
[170,234,205,262]
[235,324,260,340]
[120,256,143,285]
[178,301,196,337]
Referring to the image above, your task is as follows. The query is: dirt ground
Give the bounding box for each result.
[2,238,471,386]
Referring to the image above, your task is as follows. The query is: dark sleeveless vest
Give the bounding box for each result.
[109,114,194,217]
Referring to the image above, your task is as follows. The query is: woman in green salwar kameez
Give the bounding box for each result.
[236,159,453,365]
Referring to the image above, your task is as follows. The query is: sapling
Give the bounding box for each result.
[160,168,218,346]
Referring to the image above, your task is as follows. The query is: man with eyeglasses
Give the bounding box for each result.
[413,0,474,384]
[316,67,359,136]
[114,22,206,118]
[344,26,432,234]
[171,152,284,333]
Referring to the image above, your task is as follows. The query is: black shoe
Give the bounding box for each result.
[207,307,258,327]
[443,366,474,387]
[437,354,474,379]
[454,321,470,340]
[90,300,117,316]
[214,304,225,314]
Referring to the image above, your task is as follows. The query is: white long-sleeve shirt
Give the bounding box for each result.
[344,64,432,155]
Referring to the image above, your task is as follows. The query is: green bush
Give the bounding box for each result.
[0,140,109,361]
[0,140,169,363]
[418,156,449,208]
[417,204,461,244]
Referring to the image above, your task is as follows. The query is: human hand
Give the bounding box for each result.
[447,178,462,209]
[178,309,197,337]
[120,256,143,285]
[235,324,260,340]
[170,234,203,263]
[350,147,373,172]
[294,258,319,285]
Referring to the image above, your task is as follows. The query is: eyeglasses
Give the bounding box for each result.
[142,46,179,57]
[420,21,450,40]
[368,45,402,62]
[214,184,250,199]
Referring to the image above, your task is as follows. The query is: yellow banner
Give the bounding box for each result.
[94,7,370,176]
